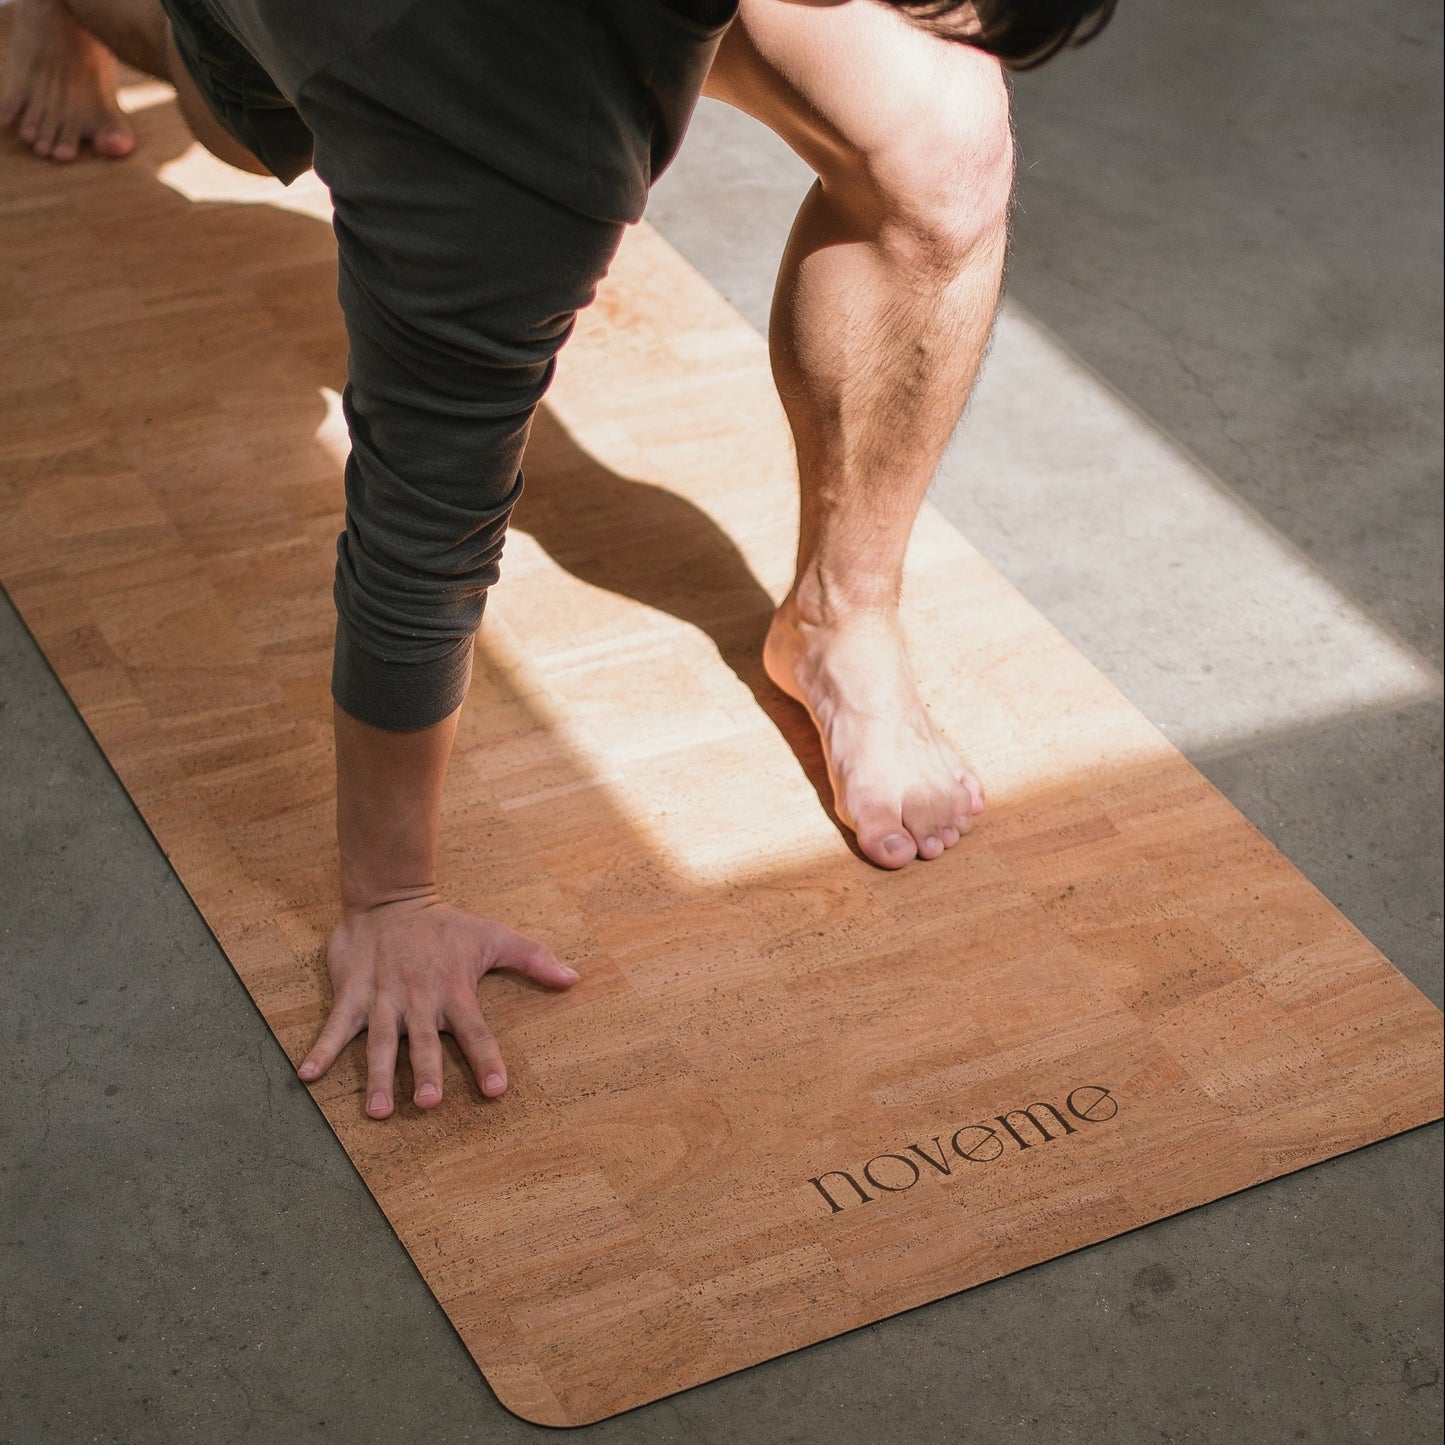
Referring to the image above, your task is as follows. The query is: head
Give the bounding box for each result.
[880,0,1119,69]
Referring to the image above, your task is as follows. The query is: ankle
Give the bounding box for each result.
[786,563,902,632]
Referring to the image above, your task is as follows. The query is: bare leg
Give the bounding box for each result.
[703,0,1013,868]
[3,0,269,173]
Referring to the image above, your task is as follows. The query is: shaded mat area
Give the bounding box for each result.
[1,103,1441,1428]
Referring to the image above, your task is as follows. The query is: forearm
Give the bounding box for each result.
[334,701,461,912]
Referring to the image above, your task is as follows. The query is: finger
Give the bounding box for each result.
[445,994,509,1099]
[297,997,364,1082]
[488,932,580,989]
[406,1021,446,1109]
[364,1008,400,1119]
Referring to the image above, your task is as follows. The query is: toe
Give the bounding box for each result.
[17,92,44,144]
[855,809,917,869]
[34,87,61,156]
[950,771,982,834]
[94,115,134,157]
[52,113,81,163]
[902,795,951,862]
[93,93,134,157]
[962,769,986,814]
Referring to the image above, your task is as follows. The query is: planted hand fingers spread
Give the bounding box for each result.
[296,896,580,1119]
[444,990,509,1101]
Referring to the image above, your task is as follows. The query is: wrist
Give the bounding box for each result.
[332,701,459,918]
[338,875,439,916]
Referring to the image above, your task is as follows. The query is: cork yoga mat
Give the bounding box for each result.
[3,103,1442,1428]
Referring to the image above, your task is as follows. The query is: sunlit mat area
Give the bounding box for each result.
[2,102,1441,1428]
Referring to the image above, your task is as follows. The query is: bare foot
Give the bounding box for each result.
[763,597,985,868]
[2,0,135,162]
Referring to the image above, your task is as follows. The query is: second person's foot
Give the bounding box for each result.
[1,0,134,162]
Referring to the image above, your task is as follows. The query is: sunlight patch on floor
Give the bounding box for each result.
[116,79,176,114]
[157,141,331,223]
[960,306,1442,753]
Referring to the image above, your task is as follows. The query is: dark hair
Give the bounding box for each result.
[882,0,1119,69]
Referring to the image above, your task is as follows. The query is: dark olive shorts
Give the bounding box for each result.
[158,0,314,181]
[160,0,736,729]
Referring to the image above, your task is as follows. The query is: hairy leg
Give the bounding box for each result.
[2,0,268,172]
[703,0,1013,867]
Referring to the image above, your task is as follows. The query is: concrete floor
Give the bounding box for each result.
[2,2,1441,1441]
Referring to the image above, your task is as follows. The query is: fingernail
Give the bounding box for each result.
[484,1074,505,1094]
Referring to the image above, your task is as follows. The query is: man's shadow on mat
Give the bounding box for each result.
[515,409,845,843]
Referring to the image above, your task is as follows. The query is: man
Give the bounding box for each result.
[3,0,1114,1118]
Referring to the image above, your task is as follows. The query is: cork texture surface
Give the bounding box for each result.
[2,113,1440,1426]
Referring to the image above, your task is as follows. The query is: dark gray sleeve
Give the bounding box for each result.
[304,24,621,732]
[294,0,734,731]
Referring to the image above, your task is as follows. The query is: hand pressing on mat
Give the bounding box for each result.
[296,703,579,1118]
[298,895,579,1118]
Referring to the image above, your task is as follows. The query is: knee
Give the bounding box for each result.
[827,59,1015,272]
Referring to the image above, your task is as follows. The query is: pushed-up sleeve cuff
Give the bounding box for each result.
[330,624,475,732]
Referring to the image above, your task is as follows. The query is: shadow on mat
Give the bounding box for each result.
[514,409,846,847]
[0,88,847,852]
